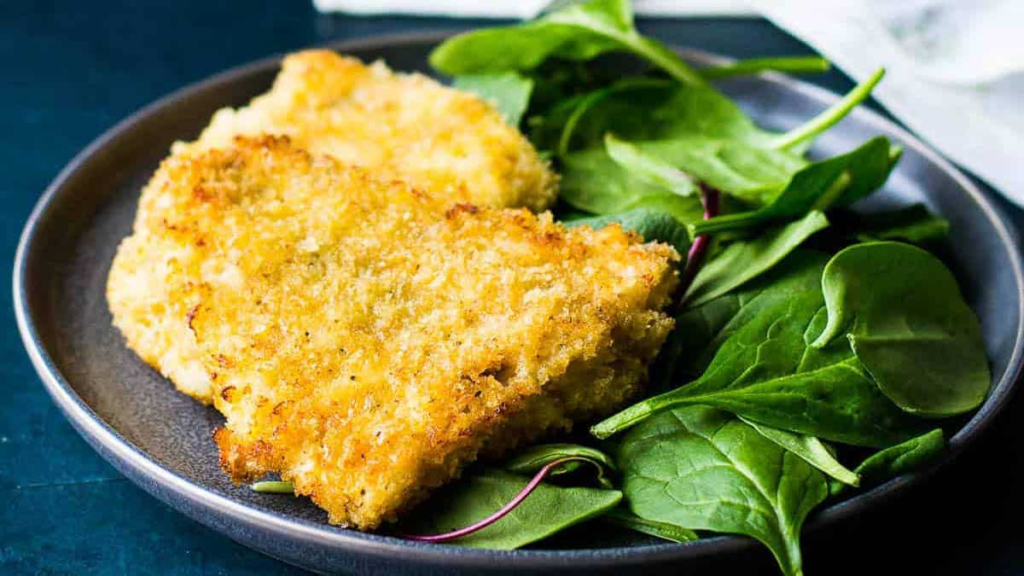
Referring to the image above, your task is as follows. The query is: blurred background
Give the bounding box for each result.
[2,1,1022,574]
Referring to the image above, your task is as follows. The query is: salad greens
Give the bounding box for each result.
[601,508,699,543]
[430,0,705,85]
[618,406,828,576]
[453,72,534,126]
[839,429,945,494]
[401,468,622,550]
[251,2,992,572]
[682,210,829,306]
[592,252,927,447]
[813,242,990,417]
[502,443,617,489]
[564,207,692,254]
[742,418,860,486]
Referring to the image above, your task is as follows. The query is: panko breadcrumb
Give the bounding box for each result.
[110,49,557,402]
[178,50,557,212]
[110,137,678,529]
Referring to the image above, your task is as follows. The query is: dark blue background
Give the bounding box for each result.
[2,2,1022,574]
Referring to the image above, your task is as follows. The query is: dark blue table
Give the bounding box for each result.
[3,2,1023,574]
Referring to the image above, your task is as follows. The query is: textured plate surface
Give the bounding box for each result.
[14,33,1024,574]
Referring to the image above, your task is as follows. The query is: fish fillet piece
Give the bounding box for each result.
[109,50,557,402]
[178,50,557,212]
[112,136,678,529]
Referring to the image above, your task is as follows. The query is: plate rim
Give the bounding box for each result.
[13,30,1024,570]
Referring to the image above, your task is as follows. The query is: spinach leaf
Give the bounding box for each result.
[832,204,949,245]
[742,418,860,486]
[403,468,621,550]
[683,210,829,307]
[552,80,777,156]
[565,208,691,254]
[430,0,704,85]
[700,56,830,80]
[812,242,991,417]
[690,136,899,237]
[770,68,885,152]
[593,252,925,447]
[503,443,616,489]
[831,429,945,497]
[605,134,697,197]
[601,508,698,543]
[617,406,827,576]
[559,148,705,224]
[453,72,534,126]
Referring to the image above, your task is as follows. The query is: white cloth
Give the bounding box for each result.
[751,0,1024,205]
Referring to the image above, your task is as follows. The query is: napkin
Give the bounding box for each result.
[750,0,1024,205]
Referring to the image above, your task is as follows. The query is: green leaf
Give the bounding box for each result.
[559,148,705,225]
[742,418,860,486]
[771,68,885,152]
[502,443,617,489]
[812,242,991,417]
[831,429,944,496]
[617,406,828,576]
[403,468,621,550]
[605,134,697,197]
[565,208,691,254]
[832,204,949,245]
[699,56,830,80]
[430,0,704,85]
[601,508,698,543]
[250,480,295,494]
[593,252,925,447]
[683,210,830,307]
[551,80,776,155]
[453,72,534,126]
[690,136,897,236]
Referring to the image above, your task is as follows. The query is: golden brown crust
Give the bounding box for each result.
[110,137,677,529]
[179,50,558,211]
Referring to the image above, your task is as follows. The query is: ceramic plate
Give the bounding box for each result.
[14,33,1024,574]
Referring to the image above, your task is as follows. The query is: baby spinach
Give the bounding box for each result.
[565,208,691,254]
[430,0,704,85]
[770,68,885,152]
[552,79,777,157]
[593,252,925,447]
[812,242,991,417]
[605,134,697,197]
[503,443,616,489]
[617,406,827,576]
[402,468,621,550]
[602,508,698,543]
[831,429,945,496]
[699,56,830,80]
[683,211,829,307]
[559,148,705,224]
[689,137,898,237]
[833,204,949,245]
[453,72,534,126]
[742,418,859,486]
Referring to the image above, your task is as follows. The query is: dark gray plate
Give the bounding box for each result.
[13,33,1024,575]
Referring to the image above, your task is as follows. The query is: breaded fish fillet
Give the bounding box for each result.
[110,50,557,402]
[178,50,557,212]
[111,137,677,529]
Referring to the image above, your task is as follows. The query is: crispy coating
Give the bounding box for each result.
[110,137,677,529]
[178,50,557,212]
[110,50,557,402]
